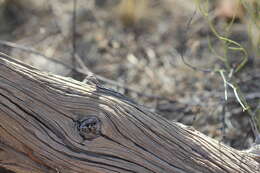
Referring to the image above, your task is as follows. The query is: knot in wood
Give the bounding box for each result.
[76,116,101,140]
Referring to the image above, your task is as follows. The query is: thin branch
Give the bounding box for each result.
[180,10,212,73]
[0,40,169,101]
[72,0,77,67]
[219,70,228,101]
[0,40,70,68]
[218,70,259,139]
[74,53,90,73]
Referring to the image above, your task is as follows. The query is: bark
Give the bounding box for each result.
[0,53,259,173]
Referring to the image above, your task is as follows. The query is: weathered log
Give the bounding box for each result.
[0,53,259,173]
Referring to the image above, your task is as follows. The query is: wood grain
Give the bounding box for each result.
[0,53,260,173]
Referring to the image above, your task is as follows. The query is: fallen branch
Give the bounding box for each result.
[0,53,259,173]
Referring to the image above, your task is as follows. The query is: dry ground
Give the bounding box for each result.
[0,0,259,152]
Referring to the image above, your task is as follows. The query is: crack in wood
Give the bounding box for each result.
[0,54,260,172]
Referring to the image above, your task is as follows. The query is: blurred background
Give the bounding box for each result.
[0,1,259,165]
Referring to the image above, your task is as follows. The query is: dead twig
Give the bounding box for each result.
[180,10,212,73]
[72,0,77,68]
[0,40,170,101]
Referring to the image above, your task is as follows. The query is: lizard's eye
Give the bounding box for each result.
[76,116,101,140]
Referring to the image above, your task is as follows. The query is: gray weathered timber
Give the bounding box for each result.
[0,53,260,173]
